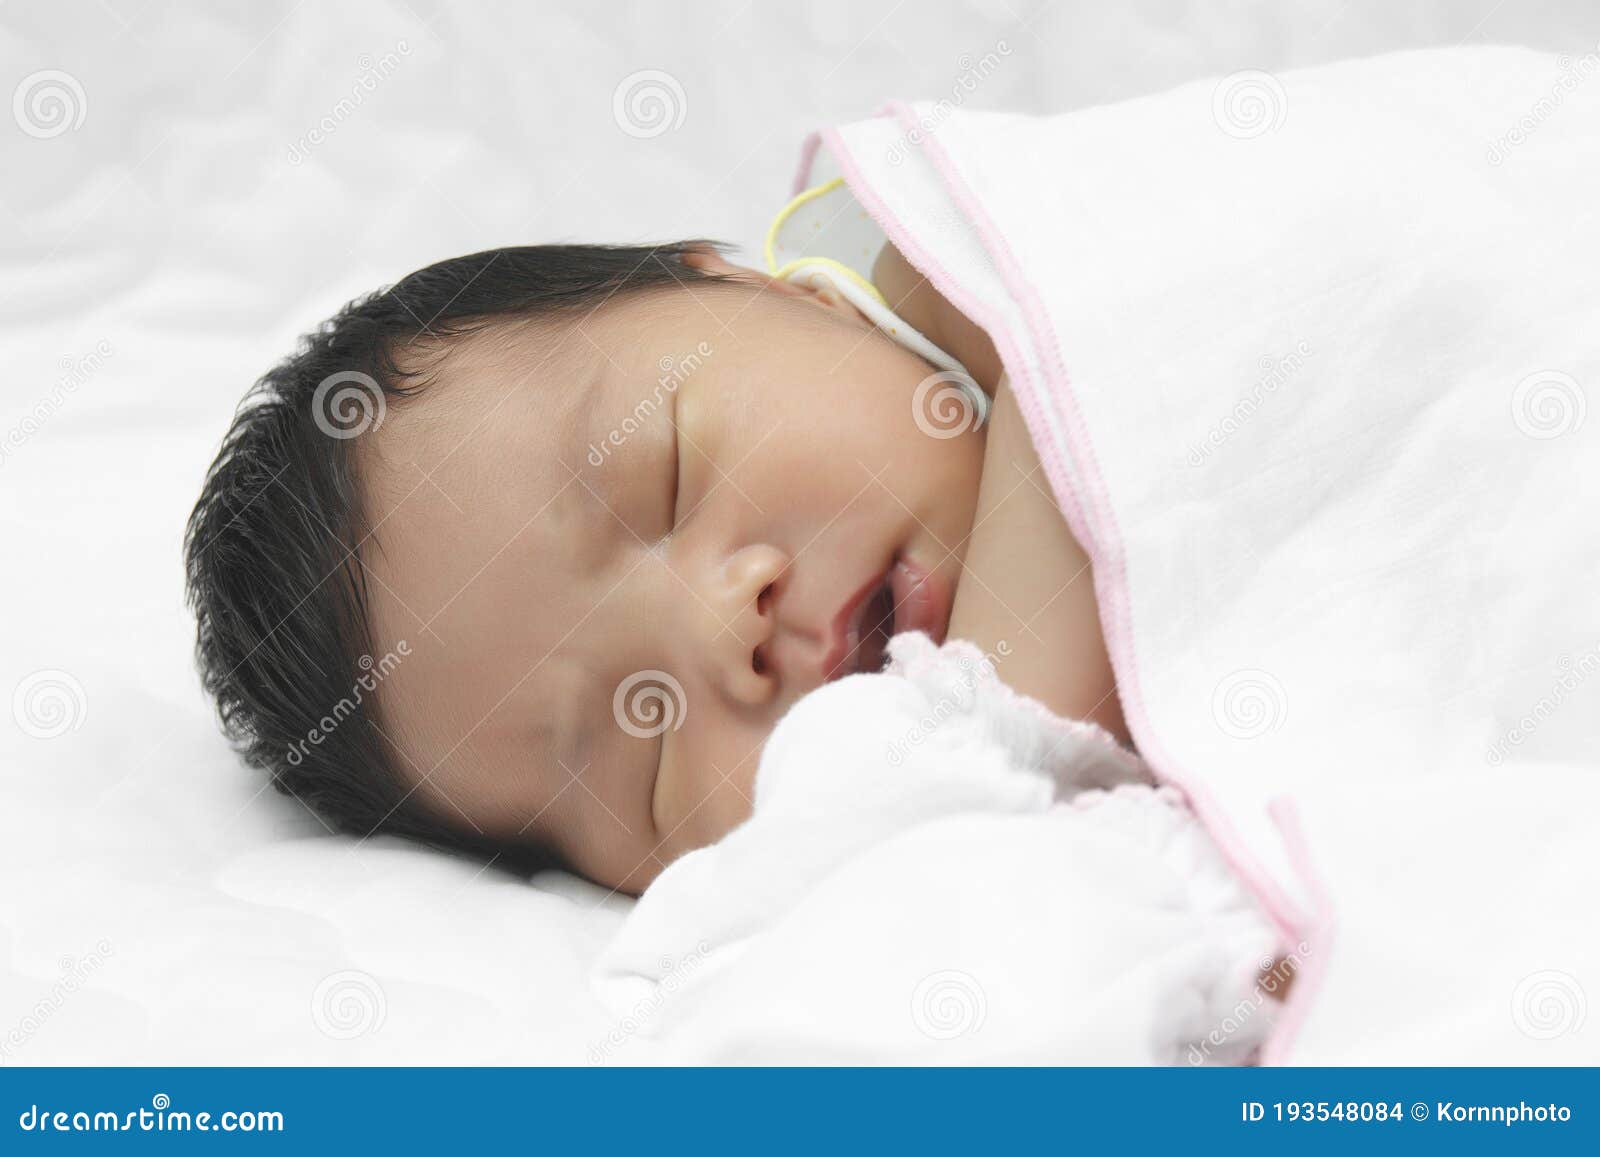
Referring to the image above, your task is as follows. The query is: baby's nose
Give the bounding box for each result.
[710,545,787,706]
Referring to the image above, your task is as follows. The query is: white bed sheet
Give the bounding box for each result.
[2,0,1593,1064]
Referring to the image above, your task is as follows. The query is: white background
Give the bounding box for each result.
[1,0,1594,1062]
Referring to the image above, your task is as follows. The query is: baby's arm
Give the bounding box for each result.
[873,242,1127,742]
[947,381,1129,744]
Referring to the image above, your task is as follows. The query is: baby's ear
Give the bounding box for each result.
[680,247,754,280]
[679,245,794,294]
[682,246,870,325]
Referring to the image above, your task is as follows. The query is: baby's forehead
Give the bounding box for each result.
[367,323,587,471]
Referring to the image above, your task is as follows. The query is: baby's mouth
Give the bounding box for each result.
[823,571,894,682]
[823,557,951,682]
[843,579,896,678]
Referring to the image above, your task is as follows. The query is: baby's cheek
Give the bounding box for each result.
[654,730,759,856]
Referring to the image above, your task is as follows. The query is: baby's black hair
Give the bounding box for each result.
[183,241,730,873]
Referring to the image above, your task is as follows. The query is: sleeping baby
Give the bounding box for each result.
[184,233,1130,893]
[185,178,1285,1060]
[187,44,1600,1062]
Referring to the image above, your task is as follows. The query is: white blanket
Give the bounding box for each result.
[596,46,1600,1063]
[593,635,1281,1064]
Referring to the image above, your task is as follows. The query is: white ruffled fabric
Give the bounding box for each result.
[811,50,1600,1062]
[591,634,1281,1064]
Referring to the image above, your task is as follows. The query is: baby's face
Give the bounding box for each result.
[358,263,984,892]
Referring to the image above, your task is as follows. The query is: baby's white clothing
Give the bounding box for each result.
[592,634,1280,1064]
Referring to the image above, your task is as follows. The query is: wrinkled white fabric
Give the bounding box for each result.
[596,45,1600,1065]
[593,635,1280,1064]
[810,46,1600,1062]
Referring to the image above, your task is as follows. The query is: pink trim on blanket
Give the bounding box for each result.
[789,131,825,198]
[1260,797,1335,1065]
[817,126,1099,558]
[805,107,1330,1063]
